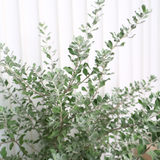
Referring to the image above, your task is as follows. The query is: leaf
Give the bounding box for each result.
[20,146,28,155]
[39,22,44,27]
[155,98,160,107]
[77,74,81,83]
[1,139,5,142]
[137,145,146,156]
[63,66,73,75]
[92,27,99,31]
[4,79,8,86]
[93,67,99,73]
[46,36,51,41]
[135,11,141,18]
[101,105,109,110]
[38,28,45,34]
[71,85,78,89]
[0,106,3,111]
[107,40,113,49]
[131,24,136,29]
[82,86,87,92]
[1,147,7,158]
[0,124,4,129]
[9,133,15,140]
[73,106,84,113]
[19,134,25,145]
[157,142,160,149]
[49,130,60,138]
[44,25,48,30]
[68,48,78,55]
[149,125,160,132]
[90,132,99,140]
[9,142,14,150]
[99,79,110,88]
[84,98,90,106]
[143,15,149,19]
[97,95,102,103]
[152,132,157,142]
[141,138,150,145]
[83,68,88,76]
[138,99,143,105]
[52,108,60,113]
[33,139,40,144]
[142,5,147,13]
[6,55,10,62]
[127,19,132,25]
[147,149,159,160]
[87,33,93,39]
[119,42,125,46]
[123,155,130,160]
[89,88,94,97]
[86,22,91,28]
[22,91,30,96]
[46,53,51,59]
[154,150,160,156]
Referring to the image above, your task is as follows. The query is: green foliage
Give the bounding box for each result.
[0,1,159,160]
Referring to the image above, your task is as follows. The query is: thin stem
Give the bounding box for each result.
[15,141,28,156]
[0,140,13,146]
[64,4,103,94]
[25,142,39,153]
[136,140,158,160]
[0,63,49,97]
[64,53,80,94]
[78,72,93,86]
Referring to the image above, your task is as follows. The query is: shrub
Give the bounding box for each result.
[0,0,160,160]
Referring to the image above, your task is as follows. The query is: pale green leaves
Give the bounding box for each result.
[68,48,78,55]
[106,40,113,49]
[90,132,99,140]
[155,98,160,107]
[63,66,73,75]
[0,1,155,160]
[149,125,160,133]
[137,145,146,156]
[147,149,160,160]
[0,147,7,158]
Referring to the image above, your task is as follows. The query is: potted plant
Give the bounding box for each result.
[0,0,160,159]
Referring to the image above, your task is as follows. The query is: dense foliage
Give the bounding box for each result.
[0,0,160,159]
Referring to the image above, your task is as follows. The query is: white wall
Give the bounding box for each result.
[0,0,160,157]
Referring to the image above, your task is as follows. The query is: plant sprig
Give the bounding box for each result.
[0,1,159,160]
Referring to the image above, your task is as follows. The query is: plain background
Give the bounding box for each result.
[0,0,160,157]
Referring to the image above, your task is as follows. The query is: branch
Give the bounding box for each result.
[78,72,93,86]
[64,58,80,94]
[25,142,39,153]
[0,63,50,97]
[0,140,13,146]
[136,140,158,160]
[15,141,28,156]
[64,4,104,94]
[96,123,139,142]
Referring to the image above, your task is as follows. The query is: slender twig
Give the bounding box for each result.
[27,95,39,112]
[0,140,13,146]
[136,140,158,160]
[25,142,39,153]
[64,5,103,94]
[15,141,28,156]
[64,54,80,94]
[0,63,49,97]
[95,123,139,143]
